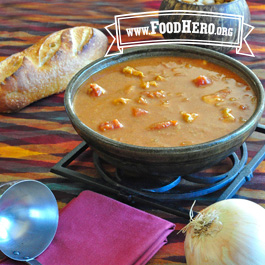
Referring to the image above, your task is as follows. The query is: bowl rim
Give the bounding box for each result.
[65,44,264,156]
[167,0,242,7]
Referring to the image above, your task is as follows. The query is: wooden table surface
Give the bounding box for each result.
[0,0,264,264]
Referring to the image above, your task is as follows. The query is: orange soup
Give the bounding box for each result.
[73,57,256,147]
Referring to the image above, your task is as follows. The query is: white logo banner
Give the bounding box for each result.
[105,10,254,57]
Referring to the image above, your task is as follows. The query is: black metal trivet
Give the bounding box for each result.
[51,124,265,220]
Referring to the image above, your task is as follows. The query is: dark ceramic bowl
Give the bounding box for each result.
[159,0,250,53]
[65,45,264,178]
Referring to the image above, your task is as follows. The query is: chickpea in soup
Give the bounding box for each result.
[73,57,256,147]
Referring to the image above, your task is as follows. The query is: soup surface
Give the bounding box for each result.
[73,57,256,147]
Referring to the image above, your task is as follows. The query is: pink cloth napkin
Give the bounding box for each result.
[1,190,175,265]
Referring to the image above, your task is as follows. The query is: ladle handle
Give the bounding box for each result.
[26,259,42,265]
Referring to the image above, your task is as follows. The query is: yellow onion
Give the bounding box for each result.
[183,199,265,265]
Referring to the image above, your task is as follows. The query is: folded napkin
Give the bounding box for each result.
[1,190,175,265]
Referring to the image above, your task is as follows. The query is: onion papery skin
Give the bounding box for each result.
[184,199,265,265]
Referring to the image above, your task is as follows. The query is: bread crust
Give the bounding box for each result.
[0,26,108,113]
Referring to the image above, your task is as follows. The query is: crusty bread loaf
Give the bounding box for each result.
[0,26,108,113]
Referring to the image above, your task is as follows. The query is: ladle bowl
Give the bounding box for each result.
[0,180,58,264]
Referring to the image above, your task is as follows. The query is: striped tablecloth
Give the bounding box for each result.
[0,0,264,264]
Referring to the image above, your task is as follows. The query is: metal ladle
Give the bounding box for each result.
[0,180,59,264]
